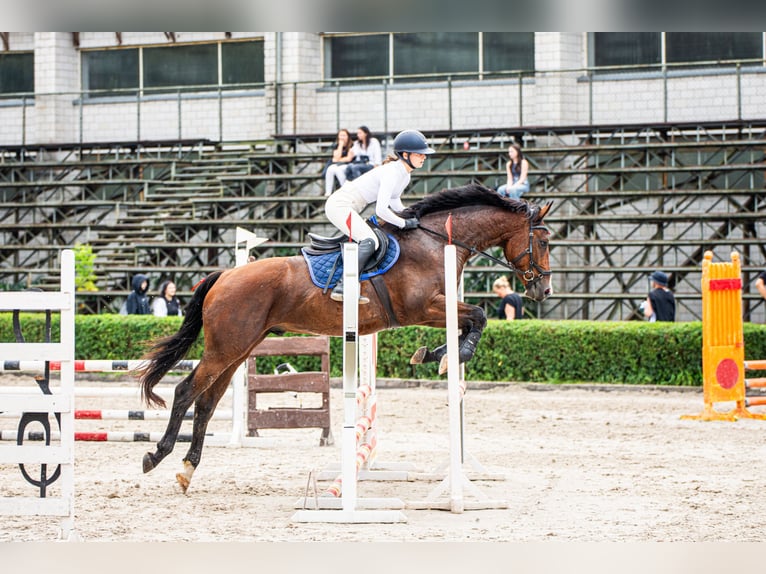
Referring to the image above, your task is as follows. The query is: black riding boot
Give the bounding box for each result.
[330,238,377,304]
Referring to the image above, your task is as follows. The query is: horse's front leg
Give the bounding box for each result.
[176,363,241,494]
[438,303,486,374]
[409,300,487,374]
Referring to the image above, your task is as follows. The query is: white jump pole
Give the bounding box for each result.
[445,244,464,512]
[231,227,267,446]
[341,241,360,511]
[292,240,405,523]
[407,239,508,512]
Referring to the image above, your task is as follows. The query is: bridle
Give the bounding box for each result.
[417,219,552,289]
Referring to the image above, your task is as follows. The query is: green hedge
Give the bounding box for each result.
[3,313,766,386]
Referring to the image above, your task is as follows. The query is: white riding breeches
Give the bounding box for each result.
[325,186,380,249]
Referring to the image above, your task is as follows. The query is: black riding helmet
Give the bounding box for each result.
[393,129,435,168]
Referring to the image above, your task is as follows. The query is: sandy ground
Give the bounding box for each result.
[2,373,766,543]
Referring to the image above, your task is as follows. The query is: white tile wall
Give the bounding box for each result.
[2,33,765,146]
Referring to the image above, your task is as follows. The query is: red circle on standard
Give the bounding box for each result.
[716,358,739,389]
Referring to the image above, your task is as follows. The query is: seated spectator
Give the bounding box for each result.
[323,128,355,196]
[492,276,524,320]
[121,273,151,315]
[496,143,530,200]
[345,125,383,182]
[152,279,183,317]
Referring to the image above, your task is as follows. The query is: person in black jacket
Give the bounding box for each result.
[643,270,675,322]
[124,273,152,315]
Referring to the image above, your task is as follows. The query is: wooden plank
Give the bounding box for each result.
[248,408,330,430]
[250,336,329,357]
[248,373,328,393]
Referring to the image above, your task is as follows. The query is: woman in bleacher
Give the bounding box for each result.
[152,279,183,317]
[344,125,383,182]
[324,129,433,303]
[496,143,530,200]
[323,128,355,196]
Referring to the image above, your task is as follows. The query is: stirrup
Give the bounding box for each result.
[330,282,369,304]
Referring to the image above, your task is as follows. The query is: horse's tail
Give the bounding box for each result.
[138,271,224,408]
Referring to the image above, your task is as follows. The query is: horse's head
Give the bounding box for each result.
[503,201,553,302]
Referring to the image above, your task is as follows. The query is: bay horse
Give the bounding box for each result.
[137,183,553,492]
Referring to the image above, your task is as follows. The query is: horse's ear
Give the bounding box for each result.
[538,201,553,220]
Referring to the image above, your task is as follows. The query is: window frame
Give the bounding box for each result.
[322,32,536,86]
[589,32,766,76]
[0,50,35,99]
[81,39,265,101]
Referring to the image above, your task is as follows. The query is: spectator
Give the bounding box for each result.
[345,125,383,182]
[643,270,675,322]
[492,276,524,320]
[152,279,183,317]
[497,143,530,200]
[756,269,766,305]
[122,273,151,315]
[323,128,355,196]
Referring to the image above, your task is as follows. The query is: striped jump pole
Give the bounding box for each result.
[314,333,420,483]
[0,359,198,373]
[292,237,406,523]
[682,251,766,421]
[2,430,237,445]
[1,408,233,422]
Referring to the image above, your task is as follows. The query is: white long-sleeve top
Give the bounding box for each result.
[346,160,410,228]
[351,137,383,166]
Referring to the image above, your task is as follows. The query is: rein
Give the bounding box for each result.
[416,220,552,288]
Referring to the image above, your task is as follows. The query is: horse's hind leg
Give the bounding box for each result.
[175,363,240,494]
[142,369,200,473]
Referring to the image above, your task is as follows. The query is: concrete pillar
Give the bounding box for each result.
[33,32,80,144]
[532,33,585,126]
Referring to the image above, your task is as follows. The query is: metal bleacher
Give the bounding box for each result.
[1,122,765,321]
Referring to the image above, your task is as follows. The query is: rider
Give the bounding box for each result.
[324,129,434,303]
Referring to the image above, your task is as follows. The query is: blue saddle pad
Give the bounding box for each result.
[302,235,400,290]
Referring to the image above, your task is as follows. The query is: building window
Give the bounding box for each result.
[323,33,536,83]
[81,49,139,96]
[82,40,265,98]
[0,52,34,98]
[143,44,218,93]
[222,41,265,86]
[592,32,765,71]
[394,33,478,81]
[592,33,661,69]
[483,32,535,75]
[665,32,763,67]
[324,34,389,81]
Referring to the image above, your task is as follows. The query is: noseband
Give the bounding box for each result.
[417,220,551,290]
[507,224,552,289]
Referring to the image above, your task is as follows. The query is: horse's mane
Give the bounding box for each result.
[400,183,539,221]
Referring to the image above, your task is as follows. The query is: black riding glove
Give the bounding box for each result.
[403,218,419,230]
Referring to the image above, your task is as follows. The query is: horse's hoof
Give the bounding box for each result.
[142,452,155,473]
[410,346,428,364]
[438,355,449,375]
[176,473,190,494]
